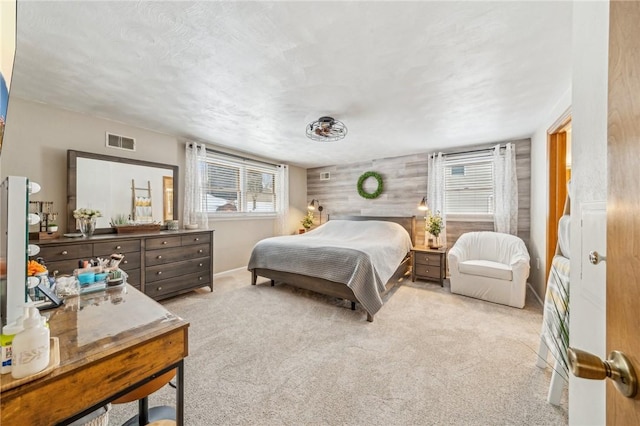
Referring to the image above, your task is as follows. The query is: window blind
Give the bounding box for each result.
[444,154,494,214]
[204,153,278,214]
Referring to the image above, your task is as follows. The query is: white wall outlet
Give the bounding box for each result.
[536,257,540,270]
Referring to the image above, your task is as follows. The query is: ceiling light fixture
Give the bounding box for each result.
[306,116,347,142]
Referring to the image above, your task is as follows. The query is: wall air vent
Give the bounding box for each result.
[106,132,136,151]
[319,172,330,181]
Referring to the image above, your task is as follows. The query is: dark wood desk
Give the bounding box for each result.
[0,284,189,425]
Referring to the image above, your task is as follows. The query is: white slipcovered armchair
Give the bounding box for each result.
[448,231,530,308]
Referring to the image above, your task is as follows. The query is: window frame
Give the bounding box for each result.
[203,152,279,219]
[443,151,495,220]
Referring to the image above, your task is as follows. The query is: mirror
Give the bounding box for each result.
[67,150,179,232]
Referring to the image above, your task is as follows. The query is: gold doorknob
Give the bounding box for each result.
[568,347,638,398]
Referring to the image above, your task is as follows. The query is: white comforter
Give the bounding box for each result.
[247,220,413,315]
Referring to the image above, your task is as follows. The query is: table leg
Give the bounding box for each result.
[177,359,184,425]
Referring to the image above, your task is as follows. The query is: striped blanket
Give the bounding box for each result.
[540,255,570,367]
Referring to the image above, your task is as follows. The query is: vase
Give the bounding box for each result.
[429,235,443,249]
[79,217,96,238]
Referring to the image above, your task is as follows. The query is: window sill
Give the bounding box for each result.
[445,214,494,223]
[208,212,277,221]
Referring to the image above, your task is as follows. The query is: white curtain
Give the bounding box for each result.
[275,164,289,235]
[493,143,518,235]
[184,142,209,230]
[427,152,446,245]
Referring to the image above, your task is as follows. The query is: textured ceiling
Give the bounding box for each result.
[12,1,572,168]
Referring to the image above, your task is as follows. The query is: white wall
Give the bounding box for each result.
[569,2,609,424]
[2,97,307,273]
[529,89,571,300]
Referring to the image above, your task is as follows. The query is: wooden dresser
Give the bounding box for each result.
[31,229,214,300]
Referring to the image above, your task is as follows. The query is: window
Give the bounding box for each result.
[444,152,494,215]
[203,152,278,215]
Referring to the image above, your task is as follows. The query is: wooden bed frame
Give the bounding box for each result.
[250,215,416,322]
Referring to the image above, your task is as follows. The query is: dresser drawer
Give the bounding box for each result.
[181,233,210,246]
[414,252,442,266]
[145,270,211,299]
[146,257,210,283]
[145,236,182,250]
[38,244,92,262]
[414,264,442,279]
[124,268,141,289]
[93,239,141,256]
[118,253,141,271]
[145,244,210,266]
[44,259,81,276]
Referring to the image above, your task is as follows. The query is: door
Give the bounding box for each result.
[547,119,571,285]
[607,1,640,423]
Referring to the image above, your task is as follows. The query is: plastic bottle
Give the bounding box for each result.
[11,305,50,379]
[0,318,24,374]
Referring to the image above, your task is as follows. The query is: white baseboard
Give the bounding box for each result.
[527,282,544,306]
[214,266,248,277]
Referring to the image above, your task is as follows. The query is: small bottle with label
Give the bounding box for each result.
[11,306,50,379]
[0,319,24,374]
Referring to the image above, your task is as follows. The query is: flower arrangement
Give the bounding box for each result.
[301,211,314,230]
[73,208,102,220]
[425,211,443,237]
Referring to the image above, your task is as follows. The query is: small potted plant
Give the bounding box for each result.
[425,211,444,248]
[301,211,314,232]
[47,222,58,232]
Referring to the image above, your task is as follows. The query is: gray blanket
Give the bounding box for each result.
[247,220,412,315]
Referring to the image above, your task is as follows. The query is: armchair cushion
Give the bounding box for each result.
[458,260,513,281]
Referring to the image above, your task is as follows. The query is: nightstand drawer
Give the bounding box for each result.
[414,264,442,279]
[414,252,442,266]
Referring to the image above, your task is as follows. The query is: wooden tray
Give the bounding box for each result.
[113,224,161,234]
[1,337,60,392]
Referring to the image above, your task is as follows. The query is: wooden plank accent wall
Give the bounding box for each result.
[307,139,531,251]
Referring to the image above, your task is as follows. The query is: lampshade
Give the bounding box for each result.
[308,199,323,212]
[418,197,429,211]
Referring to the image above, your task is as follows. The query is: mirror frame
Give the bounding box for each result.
[67,150,179,233]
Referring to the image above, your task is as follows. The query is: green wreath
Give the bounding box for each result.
[357,171,384,199]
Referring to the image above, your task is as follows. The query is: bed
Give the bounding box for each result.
[248,216,415,322]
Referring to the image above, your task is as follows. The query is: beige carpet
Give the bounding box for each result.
[108,269,568,425]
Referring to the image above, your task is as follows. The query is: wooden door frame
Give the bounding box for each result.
[546,110,572,284]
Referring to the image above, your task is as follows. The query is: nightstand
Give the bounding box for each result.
[411,246,447,286]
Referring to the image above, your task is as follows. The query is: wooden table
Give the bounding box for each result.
[411,246,447,286]
[0,284,189,425]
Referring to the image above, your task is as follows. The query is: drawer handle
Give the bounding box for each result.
[61,250,68,255]
[162,241,167,245]
[116,245,122,249]
[53,270,59,275]
[198,249,203,253]
[123,260,128,264]
[157,271,162,275]
[198,277,203,280]
[157,286,162,291]
[157,255,162,259]
[199,263,203,267]
[194,238,199,241]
